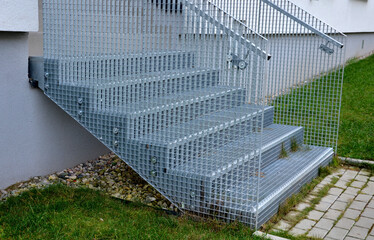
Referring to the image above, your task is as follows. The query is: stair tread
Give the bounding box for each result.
[138,104,273,144]
[93,68,218,87]
[222,145,333,212]
[120,85,243,115]
[169,124,303,177]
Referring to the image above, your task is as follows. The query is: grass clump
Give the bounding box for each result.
[291,138,300,152]
[0,184,267,240]
[279,143,288,158]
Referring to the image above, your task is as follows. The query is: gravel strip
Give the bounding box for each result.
[0,153,177,211]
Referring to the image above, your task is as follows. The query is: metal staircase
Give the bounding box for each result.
[35,0,345,228]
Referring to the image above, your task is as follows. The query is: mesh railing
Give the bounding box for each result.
[42,0,344,228]
[213,0,346,150]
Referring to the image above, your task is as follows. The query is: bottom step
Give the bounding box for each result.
[220,145,333,228]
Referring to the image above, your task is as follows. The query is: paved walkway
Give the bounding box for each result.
[273,168,374,239]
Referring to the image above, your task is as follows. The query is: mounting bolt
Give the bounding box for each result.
[151,156,157,164]
[233,65,238,70]
[77,98,83,105]
[44,72,49,78]
[190,192,196,198]
[113,140,119,147]
[227,54,233,62]
[78,110,83,116]
[150,170,157,177]
[113,128,119,135]
[239,61,247,69]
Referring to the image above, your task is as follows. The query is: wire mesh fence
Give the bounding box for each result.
[42,0,344,228]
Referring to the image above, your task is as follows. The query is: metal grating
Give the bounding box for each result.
[42,0,344,229]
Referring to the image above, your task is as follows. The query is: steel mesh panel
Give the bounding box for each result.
[42,0,344,229]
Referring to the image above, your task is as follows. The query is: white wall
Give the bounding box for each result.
[0,32,109,189]
[290,0,374,33]
[0,0,39,32]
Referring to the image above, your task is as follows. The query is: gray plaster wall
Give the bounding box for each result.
[0,32,109,189]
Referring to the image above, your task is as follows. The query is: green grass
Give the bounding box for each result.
[0,184,267,240]
[273,54,374,160]
[338,55,374,160]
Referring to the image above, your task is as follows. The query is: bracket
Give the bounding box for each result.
[227,53,248,70]
[28,56,45,91]
[319,42,334,55]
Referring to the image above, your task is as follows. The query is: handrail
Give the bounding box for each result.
[260,0,344,48]
[181,0,272,60]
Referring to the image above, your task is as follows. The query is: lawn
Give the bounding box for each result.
[0,184,264,240]
[338,54,374,160]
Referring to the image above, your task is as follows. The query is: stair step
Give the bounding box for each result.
[56,51,196,85]
[169,124,303,180]
[93,68,220,110]
[136,105,274,170]
[217,146,333,227]
[121,86,247,139]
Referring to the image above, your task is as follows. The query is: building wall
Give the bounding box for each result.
[0,32,109,189]
[290,0,374,33]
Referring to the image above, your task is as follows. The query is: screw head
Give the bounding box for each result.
[44,84,49,90]
[77,98,83,105]
[113,128,119,135]
[113,140,119,147]
[150,170,157,177]
[78,110,83,116]
[44,72,49,78]
[239,61,247,69]
[190,192,196,198]
[227,54,233,62]
[151,156,157,164]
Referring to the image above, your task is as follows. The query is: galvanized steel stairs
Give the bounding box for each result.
[42,50,333,228]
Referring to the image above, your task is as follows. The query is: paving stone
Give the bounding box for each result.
[338,193,356,202]
[294,219,316,230]
[314,218,335,230]
[362,184,374,195]
[349,200,367,211]
[330,201,347,211]
[344,187,360,196]
[329,187,344,196]
[324,209,343,220]
[285,211,299,219]
[340,171,357,181]
[355,174,369,182]
[370,176,374,182]
[325,227,349,240]
[355,194,372,203]
[361,208,374,219]
[347,226,369,239]
[343,208,361,220]
[344,237,361,240]
[358,169,370,176]
[289,227,307,236]
[315,201,332,212]
[295,202,310,211]
[307,210,324,221]
[335,218,355,230]
[350,181,366,189]
[368,199,374,208]
[335,180,349,189]
[274,220,292,231]
[355,216,374,228]
[366,236,374,240]
[321,194,339,204]
[307,227,329,238]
